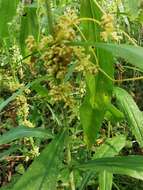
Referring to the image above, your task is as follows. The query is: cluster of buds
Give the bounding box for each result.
[49,82,76,109]
[0,74,22,92]
[16,95,29,122]
[38,35,54,51]
[15,95,35,127]
[43,44,73,80]
[9,45,22,66]
[21,119,35,128]
[25,35,37,52]
[24,10,98,114]
[100,14,122,42]
[54,9,79,42]
[74,47,98,76]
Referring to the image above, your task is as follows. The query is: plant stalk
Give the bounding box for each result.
[67,141,76,190]
[45,0,54,35]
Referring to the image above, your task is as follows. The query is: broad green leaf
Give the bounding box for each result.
[80,0,114,146]
[105,104,125,123]
[108,104,124,120]
[80,93,105,145]
[32,83,49,97]
[20,4,39,54]
[95,43,143,71]
[11,129,67,190]
[114,87,143,147]
[0,127,53,145]
[0,0,19,39]
[76,156,143,180]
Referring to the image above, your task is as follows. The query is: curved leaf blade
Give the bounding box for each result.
[0,127,53,145]
[69,42,143,71]
[76,156,143,180]
[114,87,143,147]
[96,135,126,190]
[11,129,67,190]
[79,135,126,190]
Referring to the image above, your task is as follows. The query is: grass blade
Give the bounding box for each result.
[0,127,53,145]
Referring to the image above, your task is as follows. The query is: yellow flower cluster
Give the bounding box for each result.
[54,9,79,42]
[15,95,35,127]
[74,47,98,75]
[21,119,35,128]
[100,14,122,42]
[49,82,76,109]
[25,10,98,114]
[25,35,37,52]
[0,74,22,92]
[43,44,73,80]
[16,95,29,121]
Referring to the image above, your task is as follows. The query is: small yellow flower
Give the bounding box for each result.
[100,13,122,42]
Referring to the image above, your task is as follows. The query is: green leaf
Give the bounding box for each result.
[76,156,143,180]
[0,0,19,39]
[95,43,143,71]
[0,127,53,145]
[11,129,67,190]
[105,104,125,123]
[123,0,141,20]
[80,93,105,145]
[20,5,39,54]
[69,42,143,71]
[95,135,126,190]
[94,135,126,159]
[99,171,112,190]
[80,0,114,146]
[114,87,143,147]
[32,83,49,97]
[79,135,126,190]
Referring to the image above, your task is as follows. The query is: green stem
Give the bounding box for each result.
[67,139,75,190]
[45,0,54,35]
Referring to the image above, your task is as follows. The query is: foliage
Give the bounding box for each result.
[0,0,143,189]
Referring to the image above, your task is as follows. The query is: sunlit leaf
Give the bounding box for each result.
[114,87,143,147]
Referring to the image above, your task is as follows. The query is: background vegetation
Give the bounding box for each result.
[0,0,143,189]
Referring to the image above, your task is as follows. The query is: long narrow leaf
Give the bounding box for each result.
[0,0,19,39]
[0,127,53,145]
[95,135,126,190]
[79,135,126,190]
[11,129,67,190]
[114,87,143,147]
[69,41,143,71]
[76,156,143,180]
